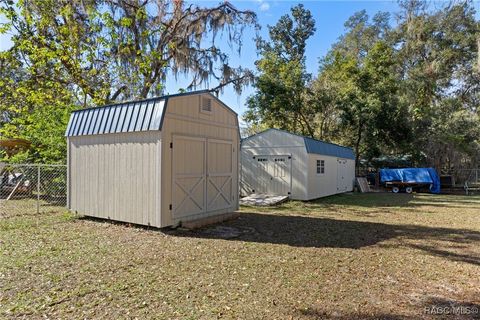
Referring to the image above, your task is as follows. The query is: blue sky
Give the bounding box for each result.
[165,0,406,122]
[179,0,402,121]
[2,0,470,122]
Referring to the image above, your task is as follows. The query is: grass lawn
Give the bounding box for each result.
[1,193,479,319]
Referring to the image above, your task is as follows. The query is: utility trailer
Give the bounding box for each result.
[384,181,430,194]
[380,168,441,194]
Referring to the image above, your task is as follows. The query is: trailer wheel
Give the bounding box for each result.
[392,186,400,193]
[405,187,413,194]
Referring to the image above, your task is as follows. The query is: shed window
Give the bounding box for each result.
[200,97,212,113]
[316,160,325,174]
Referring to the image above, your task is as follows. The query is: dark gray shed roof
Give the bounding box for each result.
[243,128,355,160]
[65,90,231,137]
[303,136,355,160]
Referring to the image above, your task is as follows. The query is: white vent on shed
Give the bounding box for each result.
[200,97,212,113]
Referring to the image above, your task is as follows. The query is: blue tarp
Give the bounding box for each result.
[380,168,441,194]
[426,168,441,194]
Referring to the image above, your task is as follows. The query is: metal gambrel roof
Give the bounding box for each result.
[65,90,237,137]
[65,98,165,137]
[303,136,355,160]
[242,128,355,160]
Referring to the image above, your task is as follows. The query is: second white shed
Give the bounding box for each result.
[66,90,239,228]
[240,129,355,200]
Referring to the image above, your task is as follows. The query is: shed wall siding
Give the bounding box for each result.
[68,131,161,227]
[241,129,309,200]
[161,94,240,226]
[166,94,238,127]
[306,155,355,199]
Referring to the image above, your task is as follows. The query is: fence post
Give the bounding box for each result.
[37,165,40,214]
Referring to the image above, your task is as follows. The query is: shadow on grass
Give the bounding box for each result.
[77,210,480,267]
[294,296,480,319]
[302,193,480,210]
[423,297,480,319]
[77,215,160,232]
[407,244,480,266]
[295,308,414,320]
[306,193,415,208]
[168,212,480,265]
[77,211,480,266]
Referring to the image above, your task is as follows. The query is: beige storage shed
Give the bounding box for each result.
[66,90,239,227]
[241,129,355,200]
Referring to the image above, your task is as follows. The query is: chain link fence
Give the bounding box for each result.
[0,164,67,218]
[451,169,480,186]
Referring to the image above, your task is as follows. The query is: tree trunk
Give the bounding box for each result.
[140,80,153,98]
[354,122,363,175]
[299,111,315,138]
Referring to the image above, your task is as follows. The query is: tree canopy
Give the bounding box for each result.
[0,0,257,163]
[245,0,480,171]
[1,0,479,171]
[244,4,316,137]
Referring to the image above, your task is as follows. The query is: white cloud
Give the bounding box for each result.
[258,2,270,12]
[257,0,270,12]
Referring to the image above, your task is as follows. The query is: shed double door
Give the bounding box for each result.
[337,158,349,192]
[253,155,291,195]
[172,136,234,219]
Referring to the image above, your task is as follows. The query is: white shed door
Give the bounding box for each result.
[253,155,291,195]
[172,136,234,219]
[172,136,206,218]
[337,159,348,192]
[255,156,271,194]
[206,139,233,211]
